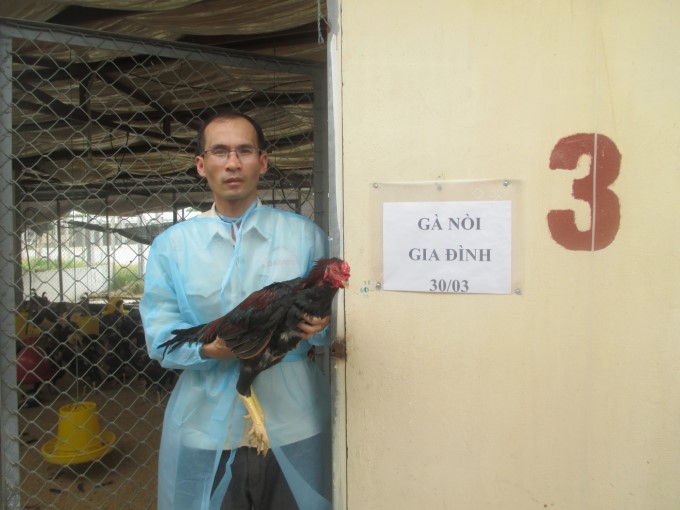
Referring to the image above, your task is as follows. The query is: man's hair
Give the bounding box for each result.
[195,110,267,156]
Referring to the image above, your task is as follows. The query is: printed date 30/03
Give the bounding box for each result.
[429,279,469,293]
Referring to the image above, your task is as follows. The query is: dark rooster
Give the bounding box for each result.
[159,257,350,454]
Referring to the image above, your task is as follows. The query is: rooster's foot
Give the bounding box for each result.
[239,389,269,456]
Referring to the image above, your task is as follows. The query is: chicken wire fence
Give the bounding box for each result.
[0,19,327,510]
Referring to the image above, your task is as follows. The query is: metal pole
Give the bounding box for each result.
[106,198,111,293]
[0,31,21,510]
[312,71,329,233]
[56,201,64,300]
[325,0,347,508]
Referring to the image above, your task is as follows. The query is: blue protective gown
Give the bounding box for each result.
[140,203,332,510]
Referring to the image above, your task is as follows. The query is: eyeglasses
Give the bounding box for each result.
[201,146,261,160]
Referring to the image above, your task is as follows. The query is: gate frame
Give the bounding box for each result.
[0,18,339,509]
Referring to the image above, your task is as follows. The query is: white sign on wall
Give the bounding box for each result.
[383,200,512,294]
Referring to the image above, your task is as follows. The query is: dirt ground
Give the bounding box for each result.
[17,377,168,510]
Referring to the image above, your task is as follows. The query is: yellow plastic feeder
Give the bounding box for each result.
[75,315,100,336]
[41,402,116,465]
[16,312,42,342]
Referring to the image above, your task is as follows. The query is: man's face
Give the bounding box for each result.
[196,117,267,215]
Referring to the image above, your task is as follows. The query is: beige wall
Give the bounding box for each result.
[338,0,680,508]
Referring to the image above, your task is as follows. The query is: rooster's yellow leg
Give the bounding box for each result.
[239,387,269,456]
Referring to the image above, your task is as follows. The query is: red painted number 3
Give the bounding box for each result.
[548,133,621,250]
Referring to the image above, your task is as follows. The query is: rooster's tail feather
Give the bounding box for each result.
[158,323,207,355]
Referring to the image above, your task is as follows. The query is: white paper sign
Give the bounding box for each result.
[383,201,512,294]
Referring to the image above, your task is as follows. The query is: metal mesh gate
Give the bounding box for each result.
[0,19,327,509]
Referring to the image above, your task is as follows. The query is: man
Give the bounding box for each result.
[140,111,332,509]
